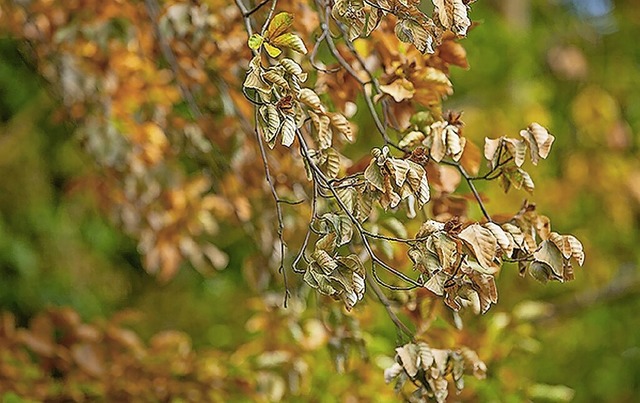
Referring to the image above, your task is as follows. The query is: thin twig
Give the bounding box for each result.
[367,270,415,342]
[260,0,279,36]
[244,0,272,17]
[254,124,290,307]
[441,159,493,222]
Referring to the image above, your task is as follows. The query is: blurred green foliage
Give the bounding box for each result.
[0,1,639,401]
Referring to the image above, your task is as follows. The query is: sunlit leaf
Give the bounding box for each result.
[266,12,294,39]
[280,116,296,147]
[248,33,264,50]
[263,42,282,57]
[433,0,471,36]
[271,33,308,54]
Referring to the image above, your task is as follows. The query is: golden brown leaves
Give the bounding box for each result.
[483,123,556,194]
[385,342,486,402]
[364,146,430,213]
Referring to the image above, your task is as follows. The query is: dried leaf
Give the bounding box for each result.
[364,160,384,191]
[396,343,420,377]
[280,116,296,147]
[533,240,564,281]
[399,131,426,149]
[484,222,513,257]
[395,18,437,54]
[380,78,416,102]
[458,224,498,273]
[384,362,403,384]
[327,112,353,142]
[259,104,280,144]
[433,0,471,36]
[298,88,324,111]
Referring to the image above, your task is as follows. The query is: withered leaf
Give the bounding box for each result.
[380,78,416,102]
[432,0,471,37]
[458,224,499,273]
[395,343,420,377]
[533,240,564,281]
[395,18,438,54]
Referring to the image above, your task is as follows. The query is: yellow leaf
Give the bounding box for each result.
[263,42,282,57]
[270,33,308,54]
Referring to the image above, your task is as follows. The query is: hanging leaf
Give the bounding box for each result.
[265,12,294,39]
[263,42,282,57]
[432,0,471,37]
[280,58,307,81]
[262,69,289,89]
[384,363,403,384]
[270,33,308,54]
[520,123,555,165]
[399,131,426,149]
[327,112,353,142]
[259,104,280,144]
[458,224,499,273]
[323,147,341,179]
[395,343,420,377]
[363,157,381,185]
[280,115,296,147]
[380,78,416,102]
[395,18,438,54]
[248,33,264,50]
[298,88,324,112]
[533,240,564,281]
[484,222,514,257]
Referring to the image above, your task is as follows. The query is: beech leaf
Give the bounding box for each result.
[248,33,264,50]
[458,224,499,273]
[271,33,308,54]
[280,116,296,147]
[266,12,293,39]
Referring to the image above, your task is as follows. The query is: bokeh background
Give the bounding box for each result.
[0,0,638,401]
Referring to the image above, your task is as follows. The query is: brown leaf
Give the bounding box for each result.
[458,224,498,273]
[380,78,416,102]
[533,240,564,280]
[467,271,498,313]
[433,0,471,36]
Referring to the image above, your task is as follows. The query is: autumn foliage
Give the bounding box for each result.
[0,0,605,401]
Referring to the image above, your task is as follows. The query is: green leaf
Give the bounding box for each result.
[266,12,293,39]
[247,33,264,50]
[271,33,308,54]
